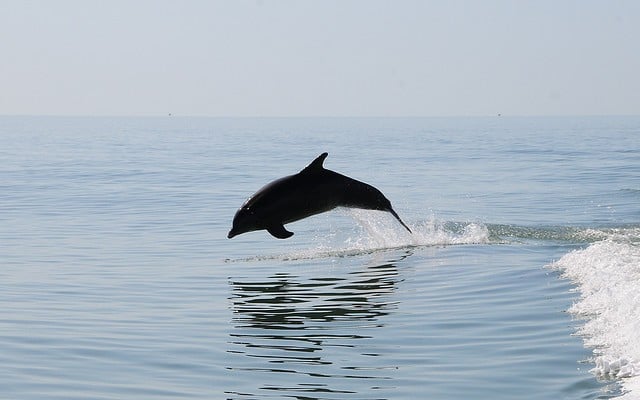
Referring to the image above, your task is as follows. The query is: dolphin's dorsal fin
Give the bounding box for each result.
[301,152,328,174]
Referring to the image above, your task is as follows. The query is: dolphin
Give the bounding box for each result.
[228,152,412,239]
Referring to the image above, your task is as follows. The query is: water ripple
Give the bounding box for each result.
[226,262,401,399]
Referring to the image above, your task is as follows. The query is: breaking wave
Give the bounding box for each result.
[549,229,640,399]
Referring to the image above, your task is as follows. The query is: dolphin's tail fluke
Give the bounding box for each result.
[387,208,412,234]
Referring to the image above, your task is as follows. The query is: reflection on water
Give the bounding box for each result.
[226,259,403,399]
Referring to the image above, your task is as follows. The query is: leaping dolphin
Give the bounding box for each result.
[228,152,412,239]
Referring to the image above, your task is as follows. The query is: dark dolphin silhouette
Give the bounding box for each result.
[228,152,412,239]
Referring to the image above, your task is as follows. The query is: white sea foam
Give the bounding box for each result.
[550,235,640,399]
[280,211,489,261]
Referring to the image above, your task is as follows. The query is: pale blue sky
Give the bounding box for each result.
[1,0,639,116]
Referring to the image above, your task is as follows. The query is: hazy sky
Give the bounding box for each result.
[1,0,639,117]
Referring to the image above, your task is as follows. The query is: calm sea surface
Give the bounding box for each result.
[1,116,638,399]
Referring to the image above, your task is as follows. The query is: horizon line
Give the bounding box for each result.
[1,113,639,119]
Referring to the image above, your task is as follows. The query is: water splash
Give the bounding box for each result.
[226,211,490,263]
[349,209,489,247]
[283,211,490,261]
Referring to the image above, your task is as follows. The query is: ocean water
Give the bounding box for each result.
[0,116,638,399]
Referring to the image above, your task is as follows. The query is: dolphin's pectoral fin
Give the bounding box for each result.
[267,224,294,239]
